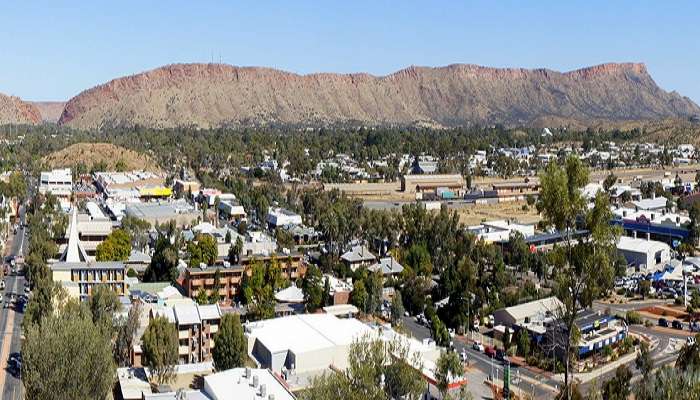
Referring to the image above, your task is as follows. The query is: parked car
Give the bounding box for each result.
[485,346,497,358]
[672,320,684,330]
[496,349,508,362]
[472,341,485,352]
[658,318,669,327]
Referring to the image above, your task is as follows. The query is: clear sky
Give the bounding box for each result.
[0,1,698,102]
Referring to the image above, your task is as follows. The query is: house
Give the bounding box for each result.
[493,297,564,328]
[266,207,303,229]
[368,257,404,277]
[616,236,671,272]
[218,199,246,221]
[340,245,376,271]
[150,303,222,364]
[467,220,535,243]
[491,180,539,200]
[631,197,668,212]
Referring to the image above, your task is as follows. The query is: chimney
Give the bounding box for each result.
[253,374,259,388]
[245,367,251,378]
[260,384,267,398]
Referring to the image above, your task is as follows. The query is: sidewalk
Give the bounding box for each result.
[551,351,638,384]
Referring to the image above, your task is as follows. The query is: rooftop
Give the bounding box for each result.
[203,368,295,400]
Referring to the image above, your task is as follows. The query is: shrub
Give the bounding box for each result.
[126,268,138,278]
[626,311,643,325]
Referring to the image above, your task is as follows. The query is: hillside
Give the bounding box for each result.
[57,62,700,130]
[0,93,41,125]
[30,101,67,123]
[42,143,161,172]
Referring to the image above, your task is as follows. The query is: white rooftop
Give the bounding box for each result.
[501,296,564,322]
[246,313,372,355]
[203,368,295,400]
[617,236,670,254]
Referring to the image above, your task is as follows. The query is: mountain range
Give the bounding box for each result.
[1,62,698,129]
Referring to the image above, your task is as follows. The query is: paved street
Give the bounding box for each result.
[401,316,559,399]
[0,208,26,400]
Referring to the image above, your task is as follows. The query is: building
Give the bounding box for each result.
[612,207,690,245]
[340,245,376,271]
[57,207,113,259]
[616,236,671,271]
[182,253,305,303]
[50,208,125,299]
[203,368,295,400]
[125,200,200,227]
[245,313,374,373]
[400,174,465,194]
[491,180,539,201]
[266,207,303,229]
[151,303,222,364]
[218,199,246,222]
[173,178,201,197]
[94,171,170,200]
[572,310,628,359]
[368,256,404,277]
[631,197,668,212]
[39,168,72,209]
[467,220,535,243]
[493,297,564,328]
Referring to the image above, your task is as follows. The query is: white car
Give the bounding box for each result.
[472,341,485,352]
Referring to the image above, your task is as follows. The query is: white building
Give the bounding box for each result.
[203,368,295,400]
[467,220,535,243]
[616,236,671,271]
[245,313,373,373]
[493,297,564,328]
[39,168,72,209]
[266,207,303,229]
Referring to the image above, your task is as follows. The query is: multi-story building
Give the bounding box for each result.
[39,168,72,210]
[50,208,125,299]
[150,303,222,364]
[182,253,305,302]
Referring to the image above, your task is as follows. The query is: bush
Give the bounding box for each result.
[126,268,138,278]
[644,320,653,328]
[626,311,643,325]
[521,205,529,212]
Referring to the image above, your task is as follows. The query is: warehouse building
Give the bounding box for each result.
[616,236,671,271]
[245,313,373,373]
[400,174,465,194]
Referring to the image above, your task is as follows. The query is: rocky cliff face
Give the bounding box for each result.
[58,62,700,129]
[0,93,42,125]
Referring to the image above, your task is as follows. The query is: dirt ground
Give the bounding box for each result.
[455,201,541,226]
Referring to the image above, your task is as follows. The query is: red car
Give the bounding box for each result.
[485,346,497,358]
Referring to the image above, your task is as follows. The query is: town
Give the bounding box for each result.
[0,130,699,400]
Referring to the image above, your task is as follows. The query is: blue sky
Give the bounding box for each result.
[0,1,698,102]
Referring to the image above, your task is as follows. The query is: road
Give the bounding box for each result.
[401,316,559,399]
[0,206,26,400]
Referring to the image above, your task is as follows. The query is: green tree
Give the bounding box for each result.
[229,236,243,263]
[602,365,632,400]
[115,303,142,366]
[517,329,530,357]
[435,351,463,399]
[89,284,122,329]
[210,268,222,304]
[502,327,512,352]
[302,264,324,312]
[23,300,115,400]
[676,334,700,372]
[195,288,209,305]
[144,234,179,282]
[635,341,653,379]
[537,156,620,398]
[142,316,178,384]
[188,233,218,267]
[350,280,368,313]
[390,291,405,325]
[212,313,247,370]
[603,172,617,193]
[301,335,424,400]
